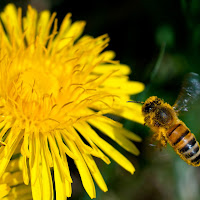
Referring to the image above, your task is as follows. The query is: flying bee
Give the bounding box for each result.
[138,72,200,166]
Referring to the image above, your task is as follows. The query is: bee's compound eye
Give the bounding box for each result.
[143,103,155,113]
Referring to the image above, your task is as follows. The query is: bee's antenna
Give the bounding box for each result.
[127,100,144,104]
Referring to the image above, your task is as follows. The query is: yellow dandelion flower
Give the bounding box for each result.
[0,4,144,200]
[0,155,32,200]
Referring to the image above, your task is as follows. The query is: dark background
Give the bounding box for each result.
[1,0,200,199]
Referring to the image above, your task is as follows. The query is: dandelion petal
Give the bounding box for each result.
[89,118,140,155]
[53,154,66,200]
[41,140,53,200]
[75,122,135,173]
[67,140,96,199]
[0,184,10,198]
[82,153,108,192]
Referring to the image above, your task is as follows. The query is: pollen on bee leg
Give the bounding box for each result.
[160,136,167,147]
[152,131,162,141]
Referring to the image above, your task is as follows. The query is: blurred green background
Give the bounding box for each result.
[1,0,200,199]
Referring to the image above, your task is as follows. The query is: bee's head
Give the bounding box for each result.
[142,96,162,115]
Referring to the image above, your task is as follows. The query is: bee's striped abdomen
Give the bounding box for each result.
[167,123,200,166]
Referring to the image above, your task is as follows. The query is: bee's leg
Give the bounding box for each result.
[152,131,162,141]
[152,130,167,150]
[160,135,167,147]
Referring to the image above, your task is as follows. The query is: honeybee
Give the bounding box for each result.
[141,72,200,166]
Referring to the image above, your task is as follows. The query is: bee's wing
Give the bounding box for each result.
[173,72,200,112]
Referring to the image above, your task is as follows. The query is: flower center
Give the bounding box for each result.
[20,69,59,98]
[7,69,61,130]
